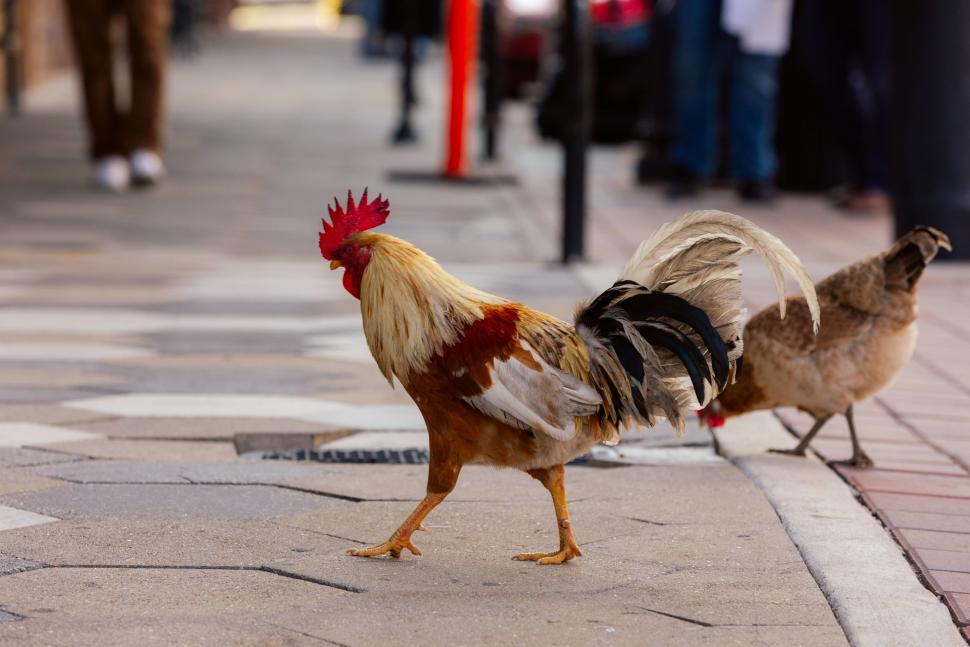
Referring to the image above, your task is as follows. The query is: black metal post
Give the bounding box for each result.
[392,0,417,144]
[560,0,591,264]
[890,1,970,259]
[3,0,20,116]
[480,0,502,160]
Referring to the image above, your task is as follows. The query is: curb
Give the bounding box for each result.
[714,411,964,647]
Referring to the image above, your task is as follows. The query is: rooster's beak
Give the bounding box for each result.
[329,260,342,271]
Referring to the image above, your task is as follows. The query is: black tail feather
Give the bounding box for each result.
[636,322,710,404]
[576,280,736,424]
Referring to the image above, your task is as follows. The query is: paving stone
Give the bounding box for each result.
[29,459,324,485]
[913,549,970,574]
[898,529,970,553]
[0,370,123,389]
[266,593,847,647]
[65,394,426,429]
[864,461,967,476]
[40,439,238,462]
[0,519,346,567]
[72,416,335,440]
[107,364,344,395]
[0,468,66,497]
[0,568,350,647]
[846,471,970,499]
[0,484,340,520]
[0,555,43,576]
[0,505,57,531]
[304,330,372,363]
[812,439,954,463]
[0,308,164,335]
[883,510,970,534]
[0,423,101,448]
[267,462,842,639]
[930,570,970,595]
[149,299,339,316]
[0,387,128,406]
[0,448,85,469]
[317,431,429,451]
[146,330,307,356]
[0,405,111,426]
[0,343,154,362]
[865,492,970,516]
[233,430,358,455]
[947,592,970,624]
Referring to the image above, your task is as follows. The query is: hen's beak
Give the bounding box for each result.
[329,260,342,271]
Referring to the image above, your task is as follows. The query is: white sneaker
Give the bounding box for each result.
[130,149,165,187]
[94,156,130,192]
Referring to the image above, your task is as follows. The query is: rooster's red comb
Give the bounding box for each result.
[319,188,390,260]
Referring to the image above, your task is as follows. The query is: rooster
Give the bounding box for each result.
[699,227,950,467]
[320,190,818,564]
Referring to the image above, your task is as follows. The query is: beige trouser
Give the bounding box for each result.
[65,0,171,159]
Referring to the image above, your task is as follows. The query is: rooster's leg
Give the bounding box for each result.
[513,464,582,565]
[768,414,831,457]
[348,447,461,559]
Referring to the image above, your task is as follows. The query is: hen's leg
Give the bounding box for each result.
[513,464,582,565]
[836,404,873,468]
[768,414,831,457]
[348,444,461,559]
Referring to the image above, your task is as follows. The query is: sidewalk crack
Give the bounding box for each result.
[47,563,365,593]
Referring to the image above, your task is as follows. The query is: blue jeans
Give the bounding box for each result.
[670,0,780,180]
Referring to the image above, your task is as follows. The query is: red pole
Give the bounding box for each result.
[443,0,479,177]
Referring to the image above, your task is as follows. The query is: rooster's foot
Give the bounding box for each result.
[347,537,421,559]
[767,447,807,458]
[512,544,582,565]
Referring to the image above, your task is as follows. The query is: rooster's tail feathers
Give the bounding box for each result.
[619,210,820,332]
[577,210,818,435]
[884,226,951,291]
[575,281,739,435]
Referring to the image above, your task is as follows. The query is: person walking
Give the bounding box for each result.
[65,0,171,191]
[667,0,793,202]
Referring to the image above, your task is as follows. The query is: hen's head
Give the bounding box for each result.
[696,401,726,430]
[319,189,390,299]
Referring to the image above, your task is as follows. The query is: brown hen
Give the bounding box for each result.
[700,227,950,467]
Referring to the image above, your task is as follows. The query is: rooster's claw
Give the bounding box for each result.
[512,545,582,565]
[347,538,421,559]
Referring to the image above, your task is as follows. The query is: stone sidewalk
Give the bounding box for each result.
[0,19,960,646]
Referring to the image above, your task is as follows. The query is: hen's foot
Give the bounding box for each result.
[767,447,807,458]
[347,537,421,559]
[832,452,874,469]
[512,545,582,565]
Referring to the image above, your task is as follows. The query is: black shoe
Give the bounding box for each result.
[738,179,776,203]
[666,165,700,198]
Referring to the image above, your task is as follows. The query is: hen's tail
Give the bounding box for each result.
[884,226,951,292]
[575,210,819,434]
